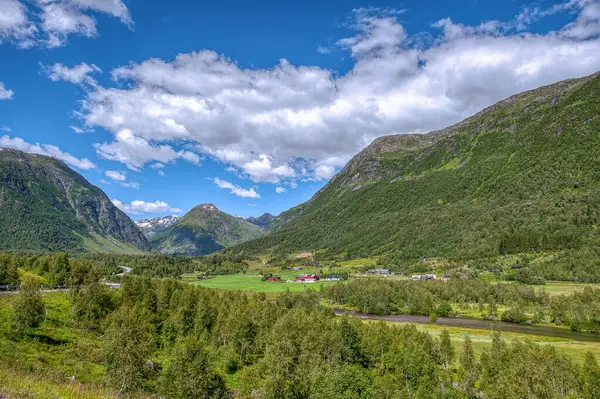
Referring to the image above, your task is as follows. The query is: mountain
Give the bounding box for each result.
[136,215,180,237]
[246,213,276,229]
[229,72,600,269]
[0,149,150,253]
[150,203,263,255]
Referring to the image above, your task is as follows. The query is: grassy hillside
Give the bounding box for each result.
[229,73,600,280]
[151,204,263,256]
[0,149,150,253]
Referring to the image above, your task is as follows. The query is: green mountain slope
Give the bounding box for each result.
[151,203,263,255]
[229,72,600,270]
[246,213,276,229]
[0,149,150,253]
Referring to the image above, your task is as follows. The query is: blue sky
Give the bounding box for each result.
[1,0,599,219]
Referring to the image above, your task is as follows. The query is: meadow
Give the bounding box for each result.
[192,273,342,294]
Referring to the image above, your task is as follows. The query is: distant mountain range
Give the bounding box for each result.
[228,72,600,268]
[148,204,264,256]
[245,213,276,229]
[135,215,181,237]
[0,148,150,253]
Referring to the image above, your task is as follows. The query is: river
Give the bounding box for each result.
[333,309,600,342]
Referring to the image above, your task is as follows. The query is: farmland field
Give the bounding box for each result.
[536,281,600,296]
[194,273,343,293]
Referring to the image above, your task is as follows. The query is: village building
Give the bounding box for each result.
[266,276,281,282]
[324,276,341,281]
[367,269,391,275]
[295,273,319,282]
[412,274,437,281]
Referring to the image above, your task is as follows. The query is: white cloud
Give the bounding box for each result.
[0,0,132,48]
[212,177,260,198]
[275,186,286,194]
[112,199,182,215]
[42,62,102,85]
[63,4,600,185]
[248,203,256,207]
[0,0,36,47]
[150,162,165,169]
[70,125,90,133]
[0,82,14,100]
[119,181,139,189]
[0,126,11,132]
[314,165,336,180]
[317,45,331,54]
[99,179,110,185]
[105,170,126,181]
[0,135,96,169]
[94,129,201,171]
[105,169,139,188]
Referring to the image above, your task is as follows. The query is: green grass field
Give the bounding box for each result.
[536,281,600,296]
[194,273,343,293]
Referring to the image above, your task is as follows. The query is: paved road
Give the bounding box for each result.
[0,282,121,295]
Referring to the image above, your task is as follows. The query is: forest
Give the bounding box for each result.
[1,255,600,399]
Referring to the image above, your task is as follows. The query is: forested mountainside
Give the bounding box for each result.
[0,149,150,253]
[151,203,263,256]
[230,72,600,274]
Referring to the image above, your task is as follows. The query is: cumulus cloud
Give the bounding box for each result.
[65,2,600,185]
[112,199,182,215]
[275,186,286,194]
[0,0,132,48]
[0,82,14,100]
[93,129,202,171]
[0,135,96,169]
[212,177,260,198]
[42,62,102,85]
[105,170,126,181]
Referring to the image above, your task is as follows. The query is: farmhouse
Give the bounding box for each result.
[367,269,391,275]
[412,274,437,281]
[295,274,319,282]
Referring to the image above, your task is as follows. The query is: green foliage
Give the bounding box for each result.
[103,305,156,393]
[12,275,45,331]
[71,270,114,330]
[0,253,19,285]
[582,352,600,399]
[160,336,228,399]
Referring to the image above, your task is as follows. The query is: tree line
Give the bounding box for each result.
[5,268,600,398]
[326,279,600,332]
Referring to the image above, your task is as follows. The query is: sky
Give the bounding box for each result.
[1,0,600,220]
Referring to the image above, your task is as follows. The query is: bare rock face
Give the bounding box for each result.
[136,215,181,237]
[0,149,150,253]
